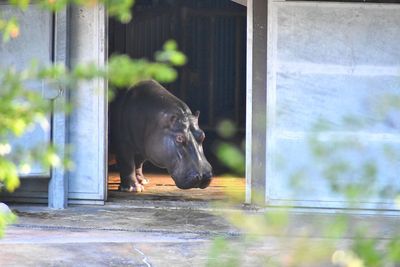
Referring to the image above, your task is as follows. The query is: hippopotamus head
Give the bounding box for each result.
[145,110,213,189]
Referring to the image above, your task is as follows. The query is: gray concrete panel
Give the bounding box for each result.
[267,2,400,209]
[0,4,52,177]
[67,5,107,203]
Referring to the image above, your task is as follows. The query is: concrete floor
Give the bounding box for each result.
[1,204,340,267]
[0,222,213,266]
[0,175,245,267]
[1,175,399,266]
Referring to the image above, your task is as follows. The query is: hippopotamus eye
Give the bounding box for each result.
[176,134,185,143]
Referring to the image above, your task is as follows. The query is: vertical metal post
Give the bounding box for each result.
[245,0,268,205]
[67,5,107,204]
[49,7,69,209]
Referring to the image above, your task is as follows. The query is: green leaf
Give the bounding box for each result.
[11,118,27,137]
[1,18,20,42]
[352,237,383,267]
[169,52,187,66]
[0,158,20,192]
[39,0,69,12]
[7,0,30,10]
[0,210,17,238]
[151,64,177,82]
[217,120,237,138]
[387,237,400,263]
[216,142,245,175]
[104,0,135,23]
[163,40,178,51]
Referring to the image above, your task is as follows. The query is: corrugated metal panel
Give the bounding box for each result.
[183,10,246,130]
[109,0,246,130]
[109,0,246,173]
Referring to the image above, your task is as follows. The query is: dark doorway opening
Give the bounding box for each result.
[107,0,246,200]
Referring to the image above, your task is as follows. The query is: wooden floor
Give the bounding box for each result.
[108,172,245,202]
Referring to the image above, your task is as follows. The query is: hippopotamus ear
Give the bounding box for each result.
[191,111,200,126]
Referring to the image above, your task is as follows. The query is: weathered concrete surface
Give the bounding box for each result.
[1,200,399,266]
[0,203,237,267]
[0,227,211,267]
[0,225,345,267]
[1,176,246,266]
[8,204,238,234]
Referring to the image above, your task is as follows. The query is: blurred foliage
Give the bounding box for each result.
[217,120,237,139]
[0,207,16,238]
[216,143,245,176]
[5,0,135,28]
[0,17,19,42]
[215,120,245,176]
[308,116,400,203]
[207,236,241,267]
[211,111,400,266]
[1,0,134,42]
[108,41,187,88]
[0,1,185,236]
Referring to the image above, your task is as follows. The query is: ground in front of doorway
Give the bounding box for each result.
[1,175,399,266]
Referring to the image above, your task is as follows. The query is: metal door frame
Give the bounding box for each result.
[0,4,69,208]
[245,0,268,205]
[67,5,107,205]
[48,7,69,209]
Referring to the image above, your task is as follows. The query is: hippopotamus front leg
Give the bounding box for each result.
[117,155,144,192]
[134,159,150,186]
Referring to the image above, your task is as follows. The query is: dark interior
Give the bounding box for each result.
[108,0,247,177]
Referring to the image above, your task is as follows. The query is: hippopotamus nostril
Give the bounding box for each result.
[202,172,213,180]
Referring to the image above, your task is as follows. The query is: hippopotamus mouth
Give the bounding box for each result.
[173,174,212,189]
[198,178,212,189]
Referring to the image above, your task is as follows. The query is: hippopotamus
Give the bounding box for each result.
[110,80,213,192]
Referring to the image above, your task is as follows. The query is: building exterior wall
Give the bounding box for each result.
[3,1,399,210]
[67,5,107,204]
[265,1,400,210]
[0,4,59,205]
[0,4,106,206]
[0,4,52,178]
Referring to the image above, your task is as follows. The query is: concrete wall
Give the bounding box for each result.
[0,4,52,177]
[266,1,400,209]
[68,5,107,204]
